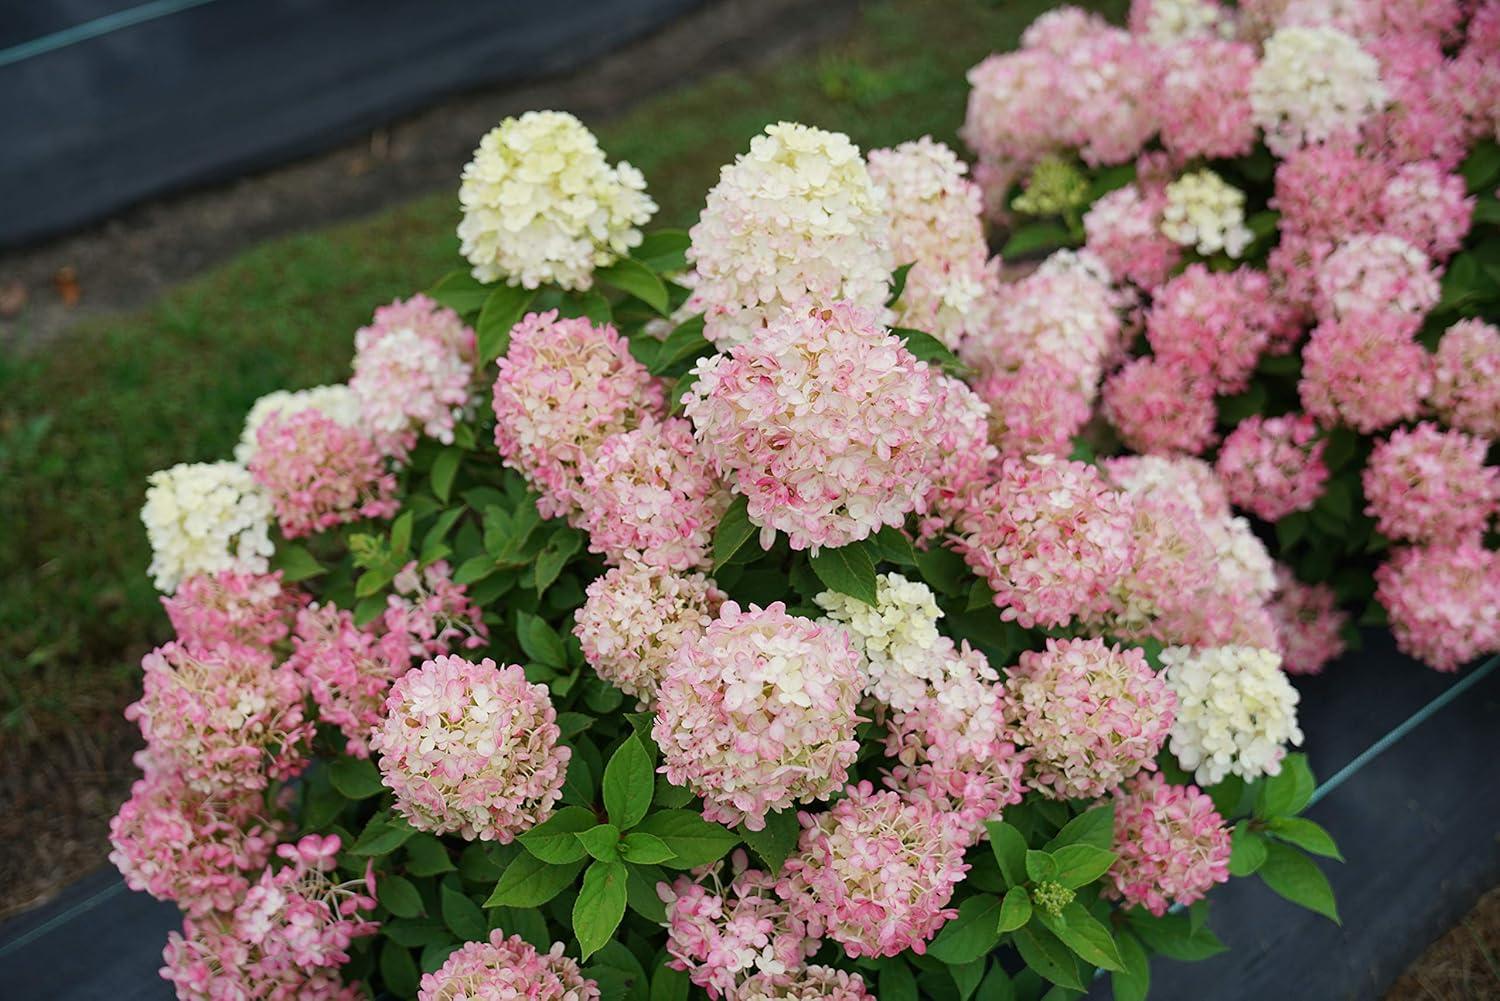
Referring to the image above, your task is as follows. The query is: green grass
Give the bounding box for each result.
[0,0,1124,734]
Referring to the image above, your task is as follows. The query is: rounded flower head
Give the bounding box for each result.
[1379,163,1474,262]
[684,303,943,552]
[779,782,969,958]
[922,373,999,529]
[351,295,477,457]
[1314,233,1440,323]
[1129,0,1233,43]
[1269,566,1348,676]
[249,409,400,539]
[418,931,599,1001]
[578,416,731,571]
[1160,170,1253,259]
[974,360,1092,459]
[1083,185,1181,292]
[1005,637,1177,800]
[371,655,570,842]
[1270,137,1390,245]
[1106,773,1231,917]
[1163,645,1303,785]
[815,572,945,706]
[688,122,891,347]
[491,310,663,521]
[1363,423,1499,545]
[382,559,490,660]
[235,384,362,465]
[458,110,655,290]
[1365,35,1471,169]
[574,564,725,707]
[162,569,302,649]
[652,602,864,830]
[866,137,990,350]
[1146,265,1284,395]
[1376,542,1500,672]
[1431,319,1500,438]
[143,461,275,593]
[1215,414,1330,522]
[288,603,412,758]
[1101,357,1218,457]
[1250,26,1388,156]
[954,456,1134,629]
[1299,311,1431,433]
[1154,38,1257,161]
[736,967,873,1001]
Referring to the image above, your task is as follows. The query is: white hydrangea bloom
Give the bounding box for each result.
[1135,0,1235,44]
[687,122,892,347]
[1160,170,1253,258]
[234,384,362,463]
[457,110,657,291]
[1163,645,1303,785]
[1249,26,1387,156]
[142,462,275,593]
[1207,515,1278,605]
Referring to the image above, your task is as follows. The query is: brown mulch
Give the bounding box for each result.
[1385,886,1500,1000]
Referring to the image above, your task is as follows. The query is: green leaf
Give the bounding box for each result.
[1001,222,1072,259]
[476,285,537,362]
[520,807,597,863]
[484,854,584,908]
[561,748,596,808]
[378,874,425,918]
[1268,817,1344,860]
[404,834,456,877]
[1025,850,1058,882]
[1013,926,1083,991]
[871,525,918,566]
[1126,911,1227,961]
[388,510,414,558]
[430,448,462,503]
[738,809,801,875]
[986,821,1028,888]
[635,230,692,272]
[650,966,691,1001]
[328,756,385,800]
[440,883,487,940]
[1258,841,1340,923]
[650,315,710,375]
[634,809,739,868]
[603,736,654,830]
[654,774,695,809]
[516,611,567,667]
[976,965,1015,1001]
[1462,140,1500,194]
[382,917,452,948]
[1051,844,1116,888]
[272,543,326,582]
[951,957,987,1001]
[597,257,670,315]
[626,863,668,923]
[892,326,967,376]
[428,269,491,315]
[380,940,423,999]
[880,960,919,1001]
[1207,773,1246,818]
[1111,930,1150,1001]
[1229,822,1268,876]
[620,832,677,865]
[927,894,1003,964]
[352,816,416,857]
[534,529,582,596]
[1256,754,1316,818]
[712,495,757,569]
[997,885,1032,933]
[1044,804,1114,852]
[576,823,622,862]
[887,262,914,306]
[573,860,629,960]
[809,540,878,606]
[1041,901,1123,971]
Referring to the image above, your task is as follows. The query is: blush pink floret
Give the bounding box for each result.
[1215,414,1330,522]
[416,931,599,1001]
[249,408,400,538]
[1362,423,1500,545]
[1375,543,1500,672]
[1106,773,1231,917]
[162,569,303,649]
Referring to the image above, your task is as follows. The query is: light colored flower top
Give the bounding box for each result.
[142,461,275,593]
[1160,169,1253,259]
[1250,26,1388,155]
[417,931,599,1001]
[235,384,361,464]
[1163,645,1303,785]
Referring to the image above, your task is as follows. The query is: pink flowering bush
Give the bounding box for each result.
[1362,423,1500,544]
[249,408,400,538]
[1106,773,1231,916]
[1216,414,1330,521]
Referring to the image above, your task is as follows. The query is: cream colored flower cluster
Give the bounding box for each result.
[817,572,966,711]
[142,462,275,593]
[1160,169,1253,259]
[1162,645,1304,785]
[1250,26,1388,156]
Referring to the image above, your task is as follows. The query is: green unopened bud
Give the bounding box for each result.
[1032,880,1075,918]
[1012,155,1090,217]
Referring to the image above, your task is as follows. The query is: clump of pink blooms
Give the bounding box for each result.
[1378,162,1474,260]
[922,374,999,528]
[1215,414,1330,521]
[653,602,864,830]
[350,294,477,457]
[1083,185,1181,291]
[287,603,412,758]
[574,563,724,707]
[1146,265,1281,395]
[1269,567,1349,675]
[736,967,873,1001]
[1376,543,1500,672]
[417,931,599,1001]
[1101,357,1218,457]
[249,408,399,538]
[975,360,1092,458]
[779,782,969,958]
[1362,423,1499,544]
[1299,311,1431,433]
[685,303,943,552]
[578,416,730,571]
[1431,319,1500,437]
[491,310,663,521]
[370,655,569,842]
[1106,773,1231,917]
[954,456,1133,628]
[1271,138,1389,245]
[1365,34,1472,169]
[1004,638,1176,800]
[161,836,378,1001]
[1313,233,1441,323]
[1154,38,1258,161]
[162,569,302,648]
[382,559,489,659]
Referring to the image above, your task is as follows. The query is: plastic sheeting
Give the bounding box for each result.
[0,0,703,247]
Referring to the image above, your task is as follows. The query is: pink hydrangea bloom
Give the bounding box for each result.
[1271,137,1390,244]
[287,603,412,758]
[1154,39,1258,161]
[1146,265,1281,394]
[779,781,969,958]
[1083,185,1181,292]
[954,456,1134,628]
[491,310,663,521]
[974,360,1092,458]
[1299,311,1431,433]
[1268,231,1336,319]
[371,655,569,842]
[1363,423,1500,544]
[1269,566,1349,675]
[654,602,863,830]
[660,856,816,998]
[684,303,943,552]
[736,967,874,1001]
[1215,413,1330,521]
[125,641,312,794]
[162,569,302,648]
[1314,233,1441,323]
[574,563,724,707]
[1378,162,1473,263]
[1453,3,1500,142]
[962,50,1070,179]
[382,560,489,660]
[1004,637,1177,800]
[249,409,399,538]
[1431,319,1500,437]
[109,770,280,917]
[417,931,599,1001]
[1101,357,1219,457]
[578,417,731,572]
[922,374,999,530]
[1105,773,1231,917]
[1363,35,1471,169]
[1376,542,1500,671]
[350,294,477,457]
